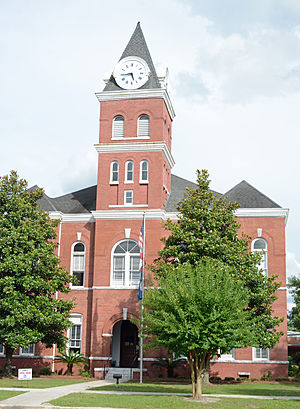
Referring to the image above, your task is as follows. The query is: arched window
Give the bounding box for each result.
[71,242,86,287]
[252,238,268,276]
[111,239,140,287]
[110,161,119,184]
[112,115,124,138]
[140,160,148,183]
[125,160,134,183]
[137,115,150,138]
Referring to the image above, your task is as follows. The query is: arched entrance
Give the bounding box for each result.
[111,320,138,368]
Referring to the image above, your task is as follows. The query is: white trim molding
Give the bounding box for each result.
[95,88,175,120]
[235,208,289,224]
[50,208,289,224]
[94,141,175,169]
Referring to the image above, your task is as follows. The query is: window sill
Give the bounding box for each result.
[124,181,134,184]
[109,204,148,208]
[110,182,119,185]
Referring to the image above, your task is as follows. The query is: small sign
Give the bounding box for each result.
[18,368,32,380]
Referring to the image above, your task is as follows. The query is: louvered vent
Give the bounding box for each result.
[113,116,125,138]
[138,115,150,137]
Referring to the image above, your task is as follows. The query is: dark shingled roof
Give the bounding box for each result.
[36,175,281,214]
[223,180,281,208]
[164,174,221,212]
[103,22,161,91]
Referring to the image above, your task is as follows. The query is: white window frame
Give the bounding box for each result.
[124,190,133,206]
[110,161,119,184]
[70,242,86,288]
[20,344,35,356]
[112,115,125,139]
[253,347,269,360]
[137,114,150,138]
[125,161,134,184]
[0,344,4,355]
[68,314,83,353]
[218,348,235,361]
[139,160,149,184]
[252,238,268,276]
[110,240,140,287]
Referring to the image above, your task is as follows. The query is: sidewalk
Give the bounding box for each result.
[0,379,112,407]
[0,382,299,409]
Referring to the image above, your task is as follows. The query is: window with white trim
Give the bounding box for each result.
[140,160,148,183]
[20,344,35,355]
[252,238,268,276]
[137,115,150,138]
[125,161,134,183]
[253,347,269,360]
[111,239,140,287]
[71,242,85,287]
[219,348,235,361]
[110,161,119,184]
[68,314,82,353]
[0,344,4,355]
[124,190,133,205]
[112,115,124,138]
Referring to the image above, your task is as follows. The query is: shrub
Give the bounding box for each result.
[261,370,272,381]
[275,377,290,382]
[224,377,235,383]
[250,378,259,382]
[38,366,52,376]
[80,369,93,378]
[209,376,222,384]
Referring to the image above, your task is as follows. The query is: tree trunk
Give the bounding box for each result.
[194,353,202,400]
[67,363,73,375]
[188,353,196,399]
[201,353,210,385]
[3,345,14,378]
[167,367,174,378]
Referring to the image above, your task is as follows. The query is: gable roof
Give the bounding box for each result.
[103,22,161,91]
[35,176,281,214]
[223,180,280,208]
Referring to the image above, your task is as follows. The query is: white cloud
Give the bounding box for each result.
[286,251,300,280]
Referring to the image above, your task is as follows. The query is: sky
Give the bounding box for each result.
[1,0,300,308]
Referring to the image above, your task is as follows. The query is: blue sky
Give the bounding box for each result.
[1,0,300,307]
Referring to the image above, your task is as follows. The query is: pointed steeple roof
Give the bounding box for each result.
[104,22,161,91]
[223,180,281,208]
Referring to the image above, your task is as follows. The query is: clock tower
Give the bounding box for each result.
[94,22,175,210]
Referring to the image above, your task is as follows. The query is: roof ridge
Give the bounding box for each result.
[224,180,281,208]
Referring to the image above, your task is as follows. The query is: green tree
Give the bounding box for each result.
[150,170,283,385]
[288,275,300,331]
[143,261,253,399]
[55,350,88,375]
[0,171,75,377]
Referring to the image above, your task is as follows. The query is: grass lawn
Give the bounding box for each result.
[0,377,94,389]
[90,381,300,397]
[0,390,26,400]
[48,393,300,408]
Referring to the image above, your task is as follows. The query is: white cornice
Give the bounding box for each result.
[94,141,175,169]
[49,212,95,223]
[235,208,289,224]
[49,208,289,223]
[95,88,175,120]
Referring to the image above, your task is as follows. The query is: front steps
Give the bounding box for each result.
[105,367,135,382]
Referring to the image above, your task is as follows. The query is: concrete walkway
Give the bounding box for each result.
[0,381,300,408]
[0,379,112,407]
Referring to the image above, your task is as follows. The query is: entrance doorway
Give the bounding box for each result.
[111,320,138,368]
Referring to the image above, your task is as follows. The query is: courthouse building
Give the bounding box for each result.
[5,23,289,380]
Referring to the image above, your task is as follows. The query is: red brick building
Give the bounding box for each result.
[5,23,289,380]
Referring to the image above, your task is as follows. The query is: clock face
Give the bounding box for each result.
[113,57,150,89]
